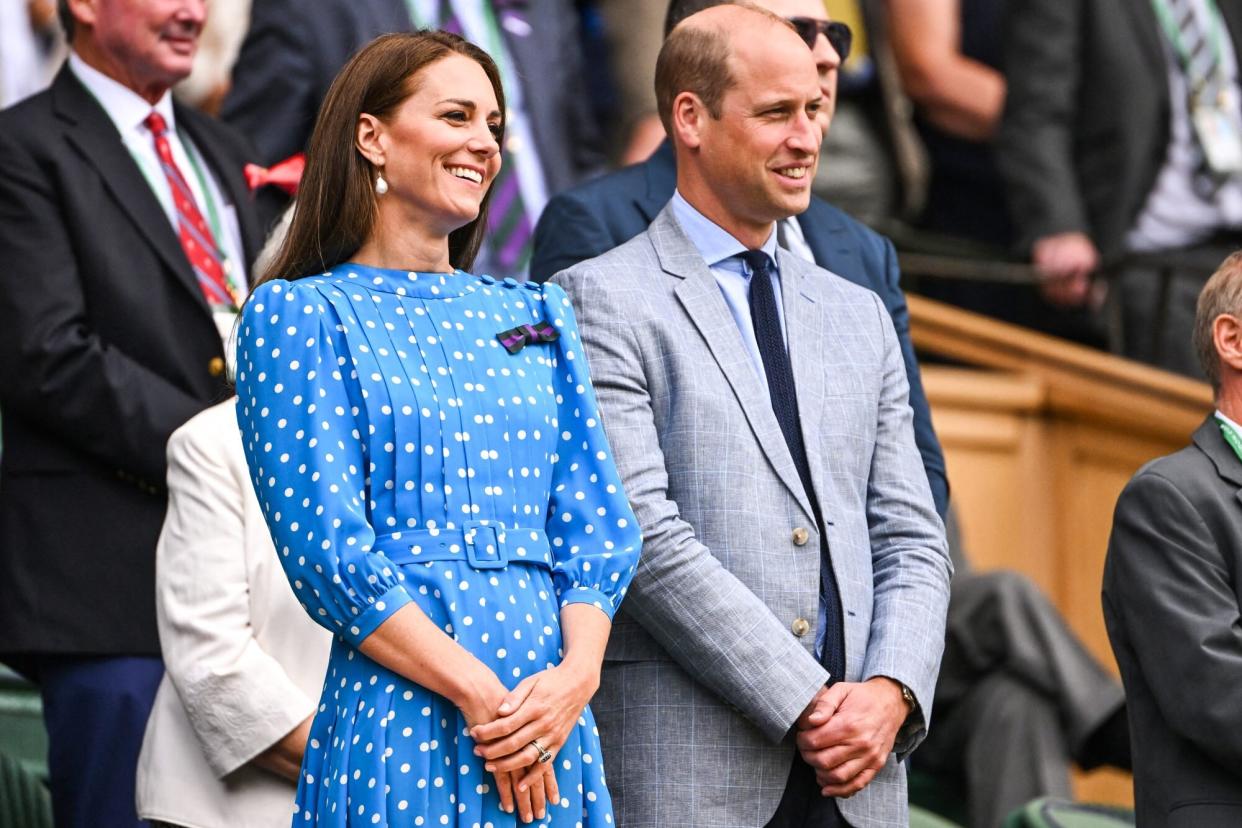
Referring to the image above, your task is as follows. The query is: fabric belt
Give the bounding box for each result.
[372,521,552,571]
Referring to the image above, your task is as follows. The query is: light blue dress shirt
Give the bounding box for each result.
[670,191,787,395]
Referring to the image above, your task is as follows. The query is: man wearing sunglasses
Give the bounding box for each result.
[530,0,948,523]
[790,16,854,82]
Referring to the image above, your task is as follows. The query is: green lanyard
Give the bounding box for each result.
[1216,413,1242,462]
[1150,0,1229,101]
[183,141,243,308]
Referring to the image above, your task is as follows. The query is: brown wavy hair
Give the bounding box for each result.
[256,31,505,288]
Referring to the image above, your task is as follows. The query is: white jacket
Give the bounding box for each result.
[136,399,331,828]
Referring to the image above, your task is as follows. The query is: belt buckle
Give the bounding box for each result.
[464,521,507,569]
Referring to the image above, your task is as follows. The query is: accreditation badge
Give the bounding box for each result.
[1193,86,1242,174]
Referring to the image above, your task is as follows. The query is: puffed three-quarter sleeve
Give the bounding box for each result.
[235,279,412,648]
[539,283,641,618]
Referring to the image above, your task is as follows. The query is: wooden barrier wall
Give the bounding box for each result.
[907,296,1214,806]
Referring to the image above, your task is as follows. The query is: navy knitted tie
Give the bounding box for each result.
[741,250,846,682]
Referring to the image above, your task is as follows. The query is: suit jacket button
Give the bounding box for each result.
[791,617,811,637]
[792,527,810,546]
[208,356,225,377]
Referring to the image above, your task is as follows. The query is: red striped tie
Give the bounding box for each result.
[144,111,236,308]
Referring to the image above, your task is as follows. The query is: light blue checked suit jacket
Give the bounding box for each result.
[552,205,952,828]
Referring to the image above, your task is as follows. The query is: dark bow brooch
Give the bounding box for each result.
[497,321,559,354]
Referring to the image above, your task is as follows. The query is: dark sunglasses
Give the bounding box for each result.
[787,17,852,62]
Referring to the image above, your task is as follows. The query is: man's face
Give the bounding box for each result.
[74,0,205,97]
[695,28,822,231]
[754,0,841,130]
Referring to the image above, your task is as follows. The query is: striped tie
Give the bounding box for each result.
[435,0,533,278]
[1161,0,1222,98]
[145,111,236,309]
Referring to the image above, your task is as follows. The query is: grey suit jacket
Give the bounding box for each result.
[552,207,951,828]
[1104,417,1242,827]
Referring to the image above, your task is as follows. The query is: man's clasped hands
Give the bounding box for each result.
[795,676,910,798]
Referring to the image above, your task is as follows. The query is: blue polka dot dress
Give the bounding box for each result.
[234,265,641,826]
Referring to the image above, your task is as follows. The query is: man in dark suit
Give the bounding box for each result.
[0,1,265,824]
[532,0,948,515]
[999,0,1242,376]
[1104,251,1242,827]
[223,0,602,279]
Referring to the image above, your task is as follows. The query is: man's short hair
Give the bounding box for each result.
[654,2,790,134]
[1193,250,1242,391]
[654,21,734,133]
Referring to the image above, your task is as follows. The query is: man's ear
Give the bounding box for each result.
[670,92,707,150]
[355,113,386,167]
[66,0,96,30]
[1213,313,1242,375]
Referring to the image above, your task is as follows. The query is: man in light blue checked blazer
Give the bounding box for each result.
[551,5,952,827]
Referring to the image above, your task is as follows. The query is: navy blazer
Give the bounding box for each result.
[0,67,266,659]
[531,141,948,516]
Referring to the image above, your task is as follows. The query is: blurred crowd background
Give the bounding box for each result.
[7,0,1240,381]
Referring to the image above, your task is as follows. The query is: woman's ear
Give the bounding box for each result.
[356,113,386,166]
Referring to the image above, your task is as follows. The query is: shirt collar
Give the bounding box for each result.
[1216,409,1242,433]
[68,50,176,140]
[670,190,779,274]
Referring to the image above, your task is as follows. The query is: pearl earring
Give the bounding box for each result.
[375,171,389,195]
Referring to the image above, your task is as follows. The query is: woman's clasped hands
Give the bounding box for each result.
[464,661,601,823]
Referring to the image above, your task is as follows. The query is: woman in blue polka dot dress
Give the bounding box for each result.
[234,32,640,826]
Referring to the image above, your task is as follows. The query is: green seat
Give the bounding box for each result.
[908,768,969,826]
[911,803,966,828]
[0,748,52,828]
[1003,797,1135,828]
[0,666,47,781]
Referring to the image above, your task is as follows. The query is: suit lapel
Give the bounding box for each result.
[651,208,816,521]
[1193,416,1242,504]
[176,103,261,267]
[1120,0,1169,78]
[52,68,207,312]
[797,201,858,284]
[777,250,830,510]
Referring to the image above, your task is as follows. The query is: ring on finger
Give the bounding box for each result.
[529,739,553,764]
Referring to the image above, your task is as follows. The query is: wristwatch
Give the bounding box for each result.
[898,682,916,712]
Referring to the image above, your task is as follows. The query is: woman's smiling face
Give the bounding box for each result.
[364,54,503,236]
